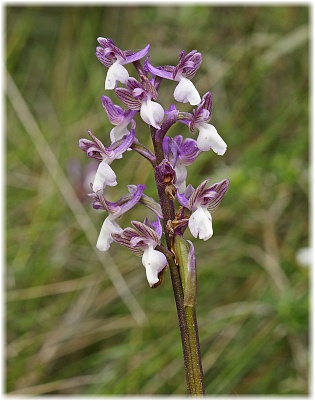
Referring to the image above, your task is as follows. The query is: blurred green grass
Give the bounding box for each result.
[6,5,309,396]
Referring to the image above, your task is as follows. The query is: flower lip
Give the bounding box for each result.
[196,123,227,155]
[188,206,213,241]
[173,77,201,105]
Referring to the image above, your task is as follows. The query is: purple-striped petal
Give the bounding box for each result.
[178,137,201,165]
[206,179,230,213]
[112,228,145,257]
[188,179,211,210]
[143,217,163,239]
[101,96,125,125]
[115,87,142,110]
[131,220,160,246]
[173,50,202,80]
[79,130,108,162]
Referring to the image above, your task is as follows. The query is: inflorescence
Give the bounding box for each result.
[79,38,229,288]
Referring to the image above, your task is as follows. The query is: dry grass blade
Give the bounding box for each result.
[8,374,104,395]
[6,73,147,325]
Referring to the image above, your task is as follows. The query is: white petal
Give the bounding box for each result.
[140,98,164,129]
[93,160,117,193]
[105,61,129,90]
[142,245,167,287]
[196,123,227,155]
[96,217,122,252]
[188,207,213,241]
[110,121,130,143]
[174,162,187,194]
[174,77,201,105]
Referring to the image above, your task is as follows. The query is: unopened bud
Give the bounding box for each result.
[155,159,177,188]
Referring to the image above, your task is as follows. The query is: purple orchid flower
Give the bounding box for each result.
[163,135,202,193]
[189,92,227,155]
[95,184,145,252]
[101,96,137,142]
[115,75,164,129]
[112,218,167,287]
[177,178,229,240]
[79,129,135,193]
[145,50,202,105]
[96,38,150,90]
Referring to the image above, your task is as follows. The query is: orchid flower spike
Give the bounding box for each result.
[145,50,202,105]
[79,129,135,193]
[94,184,146,252]
[177,178,229,240]
[163,135,202,193]
[96,38,150,90]
[115,75,164,129]
[112,218,168,287]
[189,92,227,155]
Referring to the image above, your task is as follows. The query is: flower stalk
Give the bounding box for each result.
[79,38,230,395]
[153,135,204,395]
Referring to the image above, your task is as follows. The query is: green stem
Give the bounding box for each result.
[151,126,205,395]
[166,255,205,395]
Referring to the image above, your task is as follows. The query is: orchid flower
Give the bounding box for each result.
[189,92,227,154]
[145,50,202,105]
[79,129,135,193]
[96,38,150,90]
[112,218,167,287]
[177,178,229,240]
[94,184,146,252]
[115,75,164,129]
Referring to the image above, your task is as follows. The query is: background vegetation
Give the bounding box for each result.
[6,4,309,396]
